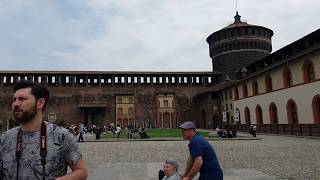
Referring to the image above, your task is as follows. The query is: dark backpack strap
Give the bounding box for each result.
[16,128,22,180]
[16,122,48,180]
[40,121,47,180]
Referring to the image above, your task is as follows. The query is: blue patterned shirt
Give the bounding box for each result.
[0,122,82,180]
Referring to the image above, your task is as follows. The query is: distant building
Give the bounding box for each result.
[0,12,319,135]
[214,13,320,135]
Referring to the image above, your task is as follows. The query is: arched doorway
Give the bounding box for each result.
[269,103,278,124]
[129,118,135,128]
[256,105,263,124]
[244,107,251,125]
[117,118,122,127]
[82,107,105,126]
[123,118,128,128]
[163,112,170,128]
[182,110,194,123]
[287,99,298,124]
[201,109,206,128]
[212,115,218,128]
[312,95,320,124]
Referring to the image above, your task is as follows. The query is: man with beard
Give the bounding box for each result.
[0,80,88,180]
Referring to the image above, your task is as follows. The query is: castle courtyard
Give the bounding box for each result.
[79,134,320,180]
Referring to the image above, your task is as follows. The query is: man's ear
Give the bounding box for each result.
[37,98,46,110]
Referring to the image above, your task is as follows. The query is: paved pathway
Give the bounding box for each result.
[78,133,319,179]
[87,162,282,180]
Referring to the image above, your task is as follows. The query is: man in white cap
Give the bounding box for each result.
[179,121,223,180]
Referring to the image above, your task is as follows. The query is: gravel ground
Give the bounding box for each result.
[79,135,320,180]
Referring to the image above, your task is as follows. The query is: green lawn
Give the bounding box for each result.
[101,131,128,139]
[146,128,209,138]
[101,128,209,139]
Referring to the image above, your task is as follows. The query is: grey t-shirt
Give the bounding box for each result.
[163,173,181,180]
[0,122,82,180]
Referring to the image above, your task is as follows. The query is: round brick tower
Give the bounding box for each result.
[207,12,273,79]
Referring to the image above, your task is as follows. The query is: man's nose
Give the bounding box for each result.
[12,100,21,107]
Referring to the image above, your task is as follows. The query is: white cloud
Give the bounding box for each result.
[0,0,319,71]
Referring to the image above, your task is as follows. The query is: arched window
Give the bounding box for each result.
[164,100,169,108]
[202,109,206,128]
[123,118,128,127]
[252,80,258,96]
[128,107,134,115]
[244,107,251,125]
[129,97,134,103]
[269,103,278,124]
[163,112,171,128]
[234,87,239,100]
[283,67,293,88]
[302,60,315,82]
[242,84,248,98]
[265,75,273,92]
[129,118,135,127]
[229,89,233,99]
[117,118,122,127]
[118,97,122,104]
[256,105,263,124]
[117,107,123,115]
[312,95,320,124]
[287,99,298,124]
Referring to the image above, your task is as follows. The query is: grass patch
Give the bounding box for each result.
[101,131,128,139]
[146,128,209,138]
[101,128,209,139]
[146,128,183,138]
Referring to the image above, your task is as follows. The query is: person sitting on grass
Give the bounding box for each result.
[139,127,150,139]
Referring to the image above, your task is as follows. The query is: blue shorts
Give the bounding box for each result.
[199,170,223,180]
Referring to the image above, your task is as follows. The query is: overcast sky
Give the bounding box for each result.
[0,0,319,71]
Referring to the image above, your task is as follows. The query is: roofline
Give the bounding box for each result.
[0,70,222,75]
[207,25,273,43]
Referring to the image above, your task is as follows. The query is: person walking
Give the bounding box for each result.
[249,124,254,136]
[78,123,84,142]
[252,125,257,137]
[179,121,223,180]
[95,125,102,140]
[116,125,121,139]
[0,80,88,180]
